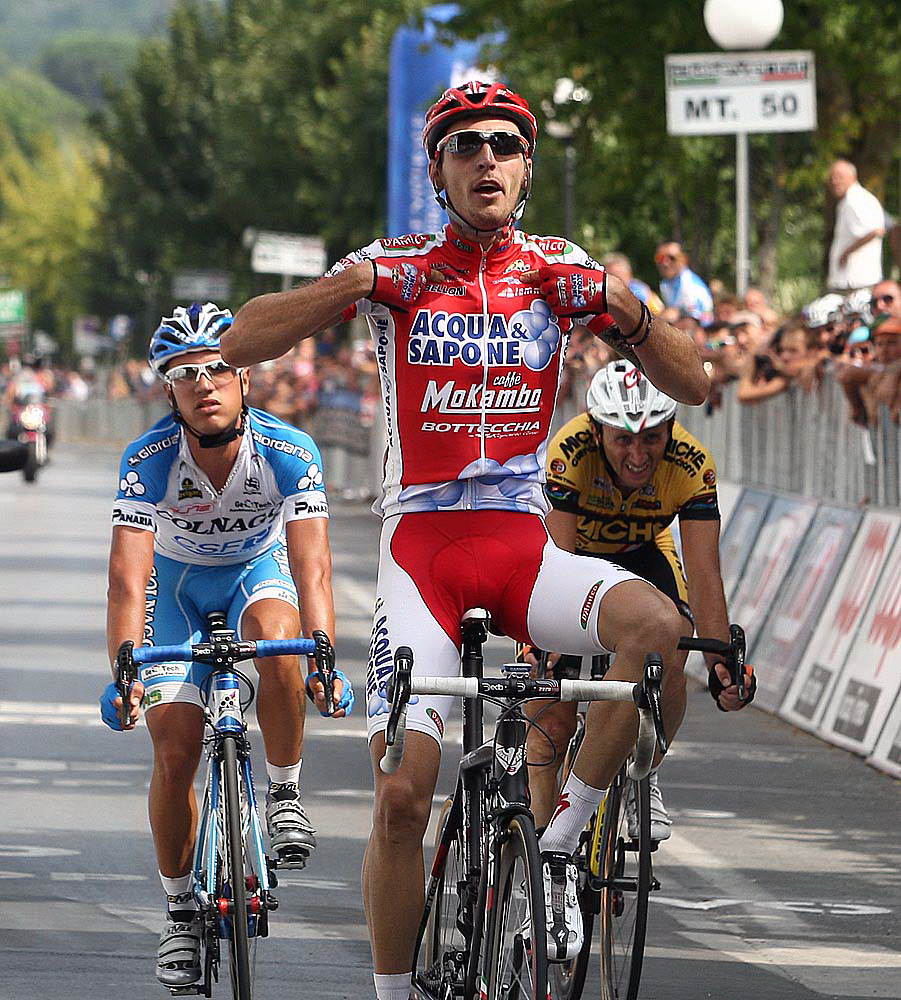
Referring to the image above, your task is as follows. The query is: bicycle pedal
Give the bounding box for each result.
[167,988,202,997]
[275,847,309,870]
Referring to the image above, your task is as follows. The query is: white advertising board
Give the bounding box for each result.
[665,50,816,136]
[729,494,818,657]
[869,689,901,779]
[781,511,899,732]
[818,533,901,755]
[719,487,774,603]
[751,505,861,713]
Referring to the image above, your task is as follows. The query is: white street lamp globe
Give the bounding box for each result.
[703,0,784,50]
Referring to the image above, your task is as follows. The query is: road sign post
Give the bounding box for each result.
[665,50,816,295]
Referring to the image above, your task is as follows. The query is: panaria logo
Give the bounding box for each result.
[703,468,716,486]
[580,581,602,629]
[381,234,430,250]
[550,458,567,475]
[623,367,643,389]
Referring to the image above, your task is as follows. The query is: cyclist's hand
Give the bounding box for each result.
[522,263,607,317]
[516,643,560,677]
[99,678,145,731]
[709,661,756,712]
[305,669,354,718]
[368,258,441,312]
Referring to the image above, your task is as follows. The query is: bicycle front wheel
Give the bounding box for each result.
[222,736,253,1000]
[598,769,651,1000]
[484,813,548,1000]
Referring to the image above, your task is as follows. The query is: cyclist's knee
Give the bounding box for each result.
[153,741,202,787]
[373,776,433,846]
[528,705,577,763]
[241,598,299,642]
[601,583,683,661]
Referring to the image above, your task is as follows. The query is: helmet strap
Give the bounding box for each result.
[432,156,532,240]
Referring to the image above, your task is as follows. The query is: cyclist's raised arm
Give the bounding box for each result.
[107,524,154,669]
[222,262,373,367]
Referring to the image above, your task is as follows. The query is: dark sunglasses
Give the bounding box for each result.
[436,129,528,158]
[871,293,897,306]
[655,253,678,263]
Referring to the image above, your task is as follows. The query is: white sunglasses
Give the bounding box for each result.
[165,359,242,385]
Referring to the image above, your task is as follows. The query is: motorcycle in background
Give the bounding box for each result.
[7,396,51,483]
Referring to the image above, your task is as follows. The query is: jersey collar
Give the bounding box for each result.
[441,223,520,273]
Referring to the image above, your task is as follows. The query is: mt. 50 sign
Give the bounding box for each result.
[665,50,816,136]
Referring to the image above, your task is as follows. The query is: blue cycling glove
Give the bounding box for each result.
[100,682,126,731]
[305,669,355,717]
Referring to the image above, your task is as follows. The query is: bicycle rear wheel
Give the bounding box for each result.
[484,813,548,1000]
[598,768,651,1000]
[222,736,253,1000]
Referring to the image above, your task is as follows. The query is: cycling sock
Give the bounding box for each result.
[373,972,412,1000]
[266,758,302,786]
[160,872,198,921]
[539,771,605,857]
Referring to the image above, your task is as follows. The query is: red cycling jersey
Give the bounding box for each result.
[328,225,610,516]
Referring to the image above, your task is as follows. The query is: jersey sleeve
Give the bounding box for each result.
[324,239,385,322]
[672,436,720,521]
[543,420,586,513]
[110,424,179,532]
[266,432,329,523]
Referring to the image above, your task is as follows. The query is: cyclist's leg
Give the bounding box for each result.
[231,543,305,769]
[363,515,460,981]
[525,655,581,828]
[525,535,684,795]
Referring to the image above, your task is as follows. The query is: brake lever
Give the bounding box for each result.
[312,630,336,716]
[642,654,668,757]
[385,647,413,746]
[115,640,137,729]
[729,623,747,702]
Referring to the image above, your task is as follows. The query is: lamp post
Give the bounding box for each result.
[703,0,784,296]
[543,77,591,240]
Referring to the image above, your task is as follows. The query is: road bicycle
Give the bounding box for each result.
[117,613,335,999]
[548,625,747,1000]
[378,607,668,1000]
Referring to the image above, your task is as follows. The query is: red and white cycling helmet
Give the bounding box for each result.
[422,80,538,160]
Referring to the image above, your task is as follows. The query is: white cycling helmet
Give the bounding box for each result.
[586,360,678,433]
[802,293,844,329]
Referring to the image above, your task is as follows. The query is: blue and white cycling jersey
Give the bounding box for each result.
[659,268,714,325]
[111,408,328,565]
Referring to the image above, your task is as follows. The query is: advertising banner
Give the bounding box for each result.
[751,505,861,712]
[869,690,901,779]
[718,487,774,602]
[729,494,817,656]
[781,511,899,732]
[715,480,742,529]
[388,5,485,236]
[818,533,901,755]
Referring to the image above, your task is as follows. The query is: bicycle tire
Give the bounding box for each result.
[222,736,253,1000]
[548,723,595,1000]
[484,813,548,1000]
[598,769,650,1000]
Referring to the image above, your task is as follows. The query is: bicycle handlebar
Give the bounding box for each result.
[132,637,317,665]
[678,623,747,700]
[379,652,667,780]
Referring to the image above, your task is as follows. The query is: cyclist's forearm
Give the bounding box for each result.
[223,262,373,367]
[293,560,335,651]
[106,582,146,674]
[687,574,730,668]
[602,276,708,405]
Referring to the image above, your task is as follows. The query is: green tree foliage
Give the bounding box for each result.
[38,31,139,108]
[94,0,425,319]
[0,53,86,152]
[0,131,104,349]
[447,0,900,301]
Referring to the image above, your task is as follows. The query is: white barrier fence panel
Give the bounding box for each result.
[729,495,817,660]
[870,690,901,778]
[718,487,774,603]
[780,511,900,733]
[817,532,901,755]
[751,504,861,713]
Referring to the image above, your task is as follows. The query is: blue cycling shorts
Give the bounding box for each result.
[140,542,298,711]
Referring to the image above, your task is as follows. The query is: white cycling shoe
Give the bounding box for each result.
[266,781,317,865]
[626,769,672,842]
[541,851,583,962]
[156,912,203,987]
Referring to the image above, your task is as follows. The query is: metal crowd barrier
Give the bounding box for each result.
[676,375,900,509]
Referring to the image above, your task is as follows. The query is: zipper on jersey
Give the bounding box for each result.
[477,245,490,476]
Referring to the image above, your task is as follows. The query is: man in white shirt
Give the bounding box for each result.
[827,159,885,291]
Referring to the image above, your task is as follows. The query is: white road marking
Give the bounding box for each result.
[655,896,891,916]
[0,845,80,858]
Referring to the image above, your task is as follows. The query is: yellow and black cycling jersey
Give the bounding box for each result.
[544,413,719,588]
